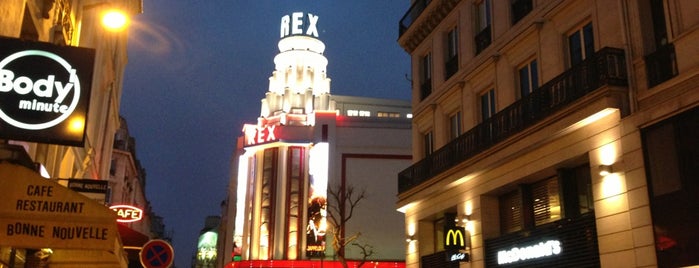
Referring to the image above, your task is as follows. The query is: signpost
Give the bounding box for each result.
[140,239,174,268]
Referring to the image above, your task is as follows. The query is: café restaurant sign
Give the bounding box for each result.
[0,163,118,250]
[0,37,95,146]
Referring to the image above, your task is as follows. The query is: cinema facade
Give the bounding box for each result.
[397,0,698,267]
[220,12,411,268]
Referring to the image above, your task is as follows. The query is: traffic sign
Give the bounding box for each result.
[140,239,174,268]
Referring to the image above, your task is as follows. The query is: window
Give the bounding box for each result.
[285,147,305,259]
[445,27,459,79]
[511,0,533,24]
[420,52,433,100]
[531,177,561,226]
[475,0,492,54]
[347,110,358,116]
[480,89,496,122]
[499,164,592,235]
[568,22,594,66]
[642,107,699,267]
[499,190,523,233]
[423,131,434,157]
[359,110,371,117]
[518,59,538,99]
[378,112,401,118]
[449,111,462,140]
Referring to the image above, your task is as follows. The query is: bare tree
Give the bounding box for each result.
[326,184,370,268]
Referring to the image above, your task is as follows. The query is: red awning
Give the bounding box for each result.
[117,224,150,248]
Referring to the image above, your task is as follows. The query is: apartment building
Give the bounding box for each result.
[397,0,698,267]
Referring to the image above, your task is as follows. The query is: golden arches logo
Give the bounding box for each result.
[446,228,466,249]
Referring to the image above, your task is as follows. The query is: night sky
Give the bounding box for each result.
[121,1,411,266]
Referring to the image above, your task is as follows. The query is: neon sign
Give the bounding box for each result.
[280,12,319,38]
[445,227,467,250]
[109,205,143,223]
[497,240,561,265]
[244,125,278,146]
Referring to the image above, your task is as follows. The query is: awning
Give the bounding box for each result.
[0,162,127,267]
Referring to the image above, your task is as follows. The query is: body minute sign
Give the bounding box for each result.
[0,37,95,146]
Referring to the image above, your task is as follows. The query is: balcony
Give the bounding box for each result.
[399,0,430,37]
[398,47,627,194]
[645,43,677,88]
[420,79,432,100]
[511,0,533,25]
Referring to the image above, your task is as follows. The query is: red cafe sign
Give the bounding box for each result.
[109,205,143,223]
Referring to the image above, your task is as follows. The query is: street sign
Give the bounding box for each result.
[140,239,174,268]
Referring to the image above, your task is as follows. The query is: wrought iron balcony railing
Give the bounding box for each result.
[398,47,627,194]
[445,55,458,80]
[645,43,677,88]
[475,25,492,55]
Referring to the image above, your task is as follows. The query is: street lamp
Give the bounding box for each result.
[101,9,129,31]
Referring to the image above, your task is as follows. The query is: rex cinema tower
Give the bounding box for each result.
[222,11,410,268]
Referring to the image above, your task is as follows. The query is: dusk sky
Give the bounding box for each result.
[121,1,411,266]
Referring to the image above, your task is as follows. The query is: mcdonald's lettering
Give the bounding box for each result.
[445,227,466,250]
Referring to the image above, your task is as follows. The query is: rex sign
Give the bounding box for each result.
[0,37,95,146]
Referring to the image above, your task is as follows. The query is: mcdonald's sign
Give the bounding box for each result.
[445,226,467,250]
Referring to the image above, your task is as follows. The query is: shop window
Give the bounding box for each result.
[499,190,523,233]
[568,22,594,66]
[642,107,699,267]
[531,177,561,226]
[499,164,592,235]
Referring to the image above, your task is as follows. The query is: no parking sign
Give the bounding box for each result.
[140,239,174,268]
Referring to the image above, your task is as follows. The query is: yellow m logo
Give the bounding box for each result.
[445,228,465,248]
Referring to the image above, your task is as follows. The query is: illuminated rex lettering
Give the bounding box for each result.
[280,12,319,38]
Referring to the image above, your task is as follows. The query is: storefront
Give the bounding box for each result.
[0,162,127,267]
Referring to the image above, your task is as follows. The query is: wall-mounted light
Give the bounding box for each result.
[599,165,613,176]
[406,235,415,243]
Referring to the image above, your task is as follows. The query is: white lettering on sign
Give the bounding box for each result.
[450,252,468,262]
[110,205,143,223]
[245,125,278,146]
[497,240,562,265]
[280,12,319,38]
[0,50,81,130]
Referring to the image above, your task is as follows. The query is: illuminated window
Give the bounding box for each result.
[378,112,401,118]
[568,22,594,66]
[285,147,305,259]
[347,110,359,116]
[260,148,278,259]
[499,164,592,234]
[359,110,371,117]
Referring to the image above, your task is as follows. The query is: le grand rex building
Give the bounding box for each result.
[220,11,412,267]
[397,0,698,267]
